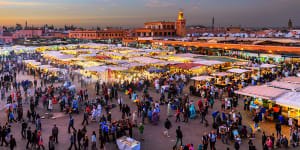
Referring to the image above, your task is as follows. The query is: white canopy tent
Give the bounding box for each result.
[38,65,53,70]
[193,60,225,66]
[274,92,300,109]
[268,81,300,92]
[130,57,165,64]
[235,85,288,100]
[227,69,251,74]
[211,72,231,77]
[280,77,300,84]
[260,64,277,68]
[191,76,214,81]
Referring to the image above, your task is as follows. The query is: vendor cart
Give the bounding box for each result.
[117,136,140,150]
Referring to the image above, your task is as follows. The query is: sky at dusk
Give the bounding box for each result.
[0,0,299,28]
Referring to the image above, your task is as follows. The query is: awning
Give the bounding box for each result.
[211,72,231,77]
[227,69,251,74]
[234,85,288,100]
[268,81,300,91]
[280,77,300,84]
[191,76,214,81]
[274,92,300,109]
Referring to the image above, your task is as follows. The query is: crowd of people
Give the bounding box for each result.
[0,49,299,150]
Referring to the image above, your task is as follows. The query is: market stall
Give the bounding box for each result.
[210,72,232,86]
[268,81,300,92]
[280,77,300,84]
[274,92,300,126]
[235,85,289,119]
[117,136,140,150]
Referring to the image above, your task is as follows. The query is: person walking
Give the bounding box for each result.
[52,124,59,144]
[9,135,16,150]
[37,131,45,150]
[83,134,89,150]
[164,118,172,137]
[82,110,89,126]
[26,127,32,149]
[201,109,208,125]
[77,129,83,149]
[21,120,28,139]
[209,131,217,150]
[175,108,181,122]
[69,130,77,150]
[174,126,183,148]
[275,122,281,138]
[138,123,144,140]
[91,131,97,150]
[202,132,209,150]
[48,136,55,150]
[68,115,75,133]
[118,96,123,112]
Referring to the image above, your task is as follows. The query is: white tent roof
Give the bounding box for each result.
[42,51,74,60]
[234,85,288,100]
[38,65,52,69]
[130,57,165,64]
[275,92,300,109]
[227,69,250,74]
[260,64,277,68]
[211,72,231,77]
[246,66,260,70]
[118,63,145,68]
[268,81,300,92]
[193,60,225,66]
[85,65,127,73]
[280,77,300,84]
[191,76,214,81]
[24,60,41,66]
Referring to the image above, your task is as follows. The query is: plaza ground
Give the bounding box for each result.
[0,72,297,150]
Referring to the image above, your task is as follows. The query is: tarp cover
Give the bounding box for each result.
[234,85,288,100]
[275,92,300,109]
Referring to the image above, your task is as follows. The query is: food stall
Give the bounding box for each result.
[210,72,232,86]
[274,92,300,126]
[235,86,288,119]
[117,136,140,150]
[227,68,251,85]
[169,63,203,73]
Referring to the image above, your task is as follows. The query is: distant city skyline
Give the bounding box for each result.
[0,0,299,28]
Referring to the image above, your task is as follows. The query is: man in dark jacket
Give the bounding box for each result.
[164,118,172,137]
[174,126,183,148]
[26,127,32,149]
[262,132,267,148]
[52,124,59,144]
[69,130,77,150]
[275,122,281,138]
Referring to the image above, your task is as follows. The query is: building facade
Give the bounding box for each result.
[134,22,176,37]
[68,28,126,40]
[12,30,43,39]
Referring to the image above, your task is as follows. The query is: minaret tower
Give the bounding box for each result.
[176,9,186,37]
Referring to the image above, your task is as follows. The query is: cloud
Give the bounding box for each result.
[99,7,105,11]
[0,0,56,6]
[145,0,174,8]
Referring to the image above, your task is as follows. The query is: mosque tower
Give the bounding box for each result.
[176,10,186,37]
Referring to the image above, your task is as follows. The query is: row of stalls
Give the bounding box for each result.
[190,63,278,90]
[234,77,300,126]
[34,44,252,85]
[33,44,283,88]
[23,60,68,79]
